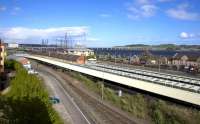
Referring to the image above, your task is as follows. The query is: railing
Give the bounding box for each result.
[21,53,200,92]
[16,53,200,106]
[29,54,200,94]
[83,64,200,94]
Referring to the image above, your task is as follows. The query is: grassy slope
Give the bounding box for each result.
[69,71,200,124]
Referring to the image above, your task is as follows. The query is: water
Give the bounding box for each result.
[92,48,200,58]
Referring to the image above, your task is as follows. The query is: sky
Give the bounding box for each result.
[0,0,200,47]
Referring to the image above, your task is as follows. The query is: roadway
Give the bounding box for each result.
[33,63,92,124]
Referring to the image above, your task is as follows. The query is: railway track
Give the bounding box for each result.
[58,71,137,124]
[83,63,200,93]
[34,61,138,124]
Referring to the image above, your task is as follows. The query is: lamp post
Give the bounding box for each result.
[101,64,105,100]
[115,48,116,65]
[159,55,161,72]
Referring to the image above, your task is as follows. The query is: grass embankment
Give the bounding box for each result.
[0,60,63,124]
[68,71,200,124]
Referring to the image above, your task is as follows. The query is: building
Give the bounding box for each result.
[130,55,140,64]
[157,56,168,65]
[64,54,85,64]
[172,53,200,66]
[29,50,86,64]
[139,50,157,64]
[10,57,32,70]
[66,48,94,57]
[0,40,5,73]
[17,58,31,69]
[171,53,200,72]
[8,43,19,48]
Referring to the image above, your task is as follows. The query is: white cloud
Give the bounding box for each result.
[166,3,200,21]
[0,27,89,43]
[0,6,6,11]
[127,0,158,20]
[180,32,189,39]
[179,32,199,39]
[99,14,111,18]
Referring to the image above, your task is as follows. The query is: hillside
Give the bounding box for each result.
[115,44,200,51]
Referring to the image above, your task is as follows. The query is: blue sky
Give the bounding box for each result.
[0,0,200,47]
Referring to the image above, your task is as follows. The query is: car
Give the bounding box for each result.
[28,69,38,75]
[49,96,60,104]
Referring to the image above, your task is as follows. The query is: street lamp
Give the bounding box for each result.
[115,48,116,65]
[159,55,161,72]
[101,64,105,100]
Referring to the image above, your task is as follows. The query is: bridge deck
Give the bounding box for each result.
[17,54,200,106]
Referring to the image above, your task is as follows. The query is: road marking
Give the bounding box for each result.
[54,76,91,124]
[39,72,73,124]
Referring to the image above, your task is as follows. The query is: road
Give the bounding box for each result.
[36,66,92,124]
[31,60,141,124]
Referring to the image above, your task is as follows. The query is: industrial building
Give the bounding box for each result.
[66,48,94,57]
[64,54,86,64]
[31,51,86,64]
[8,43,19,49]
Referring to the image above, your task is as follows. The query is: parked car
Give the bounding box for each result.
[28,69,38,75]
[49,96,60,104]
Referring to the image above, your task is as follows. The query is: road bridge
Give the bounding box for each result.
[17,54,200,106]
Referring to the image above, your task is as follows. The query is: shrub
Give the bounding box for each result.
[1,60,63,124]
[67,70,200,124]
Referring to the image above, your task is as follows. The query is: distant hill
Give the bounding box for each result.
[124,44,150,47]
[115,44,200,51]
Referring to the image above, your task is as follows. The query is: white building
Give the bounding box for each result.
[66,48,94,57]
[8,43,19,48]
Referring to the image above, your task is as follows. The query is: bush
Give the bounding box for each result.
[4,60,16,70]
[152,108,164,124]
[1,60,63,124]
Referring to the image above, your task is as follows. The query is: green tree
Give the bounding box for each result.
[1,60,63,124]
